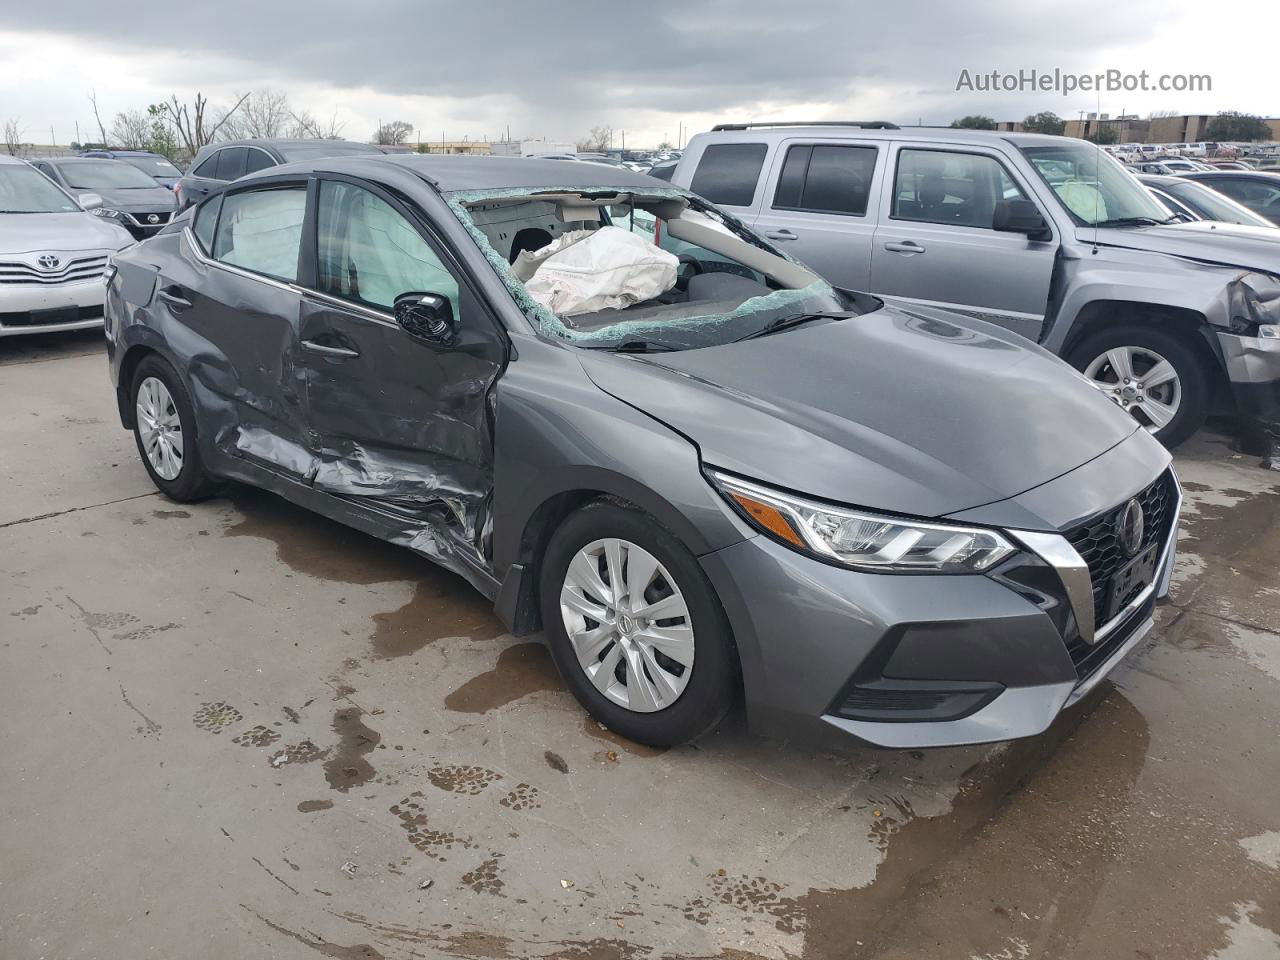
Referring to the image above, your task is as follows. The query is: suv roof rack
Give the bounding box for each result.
[710,121,900,132]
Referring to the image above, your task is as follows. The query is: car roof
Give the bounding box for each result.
[243,153,667,193]
[44,157,122,165]
[0,154,27,166]
[85,150,163,157]
[195,138,380,156]
[1136,174,1182,186]
[1182,170,1280,180]
[689,124,1071,149]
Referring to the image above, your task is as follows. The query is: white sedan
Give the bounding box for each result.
[0,155,135,337]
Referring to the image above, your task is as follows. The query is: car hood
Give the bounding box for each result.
[577,304,1137,518]
[1084,221,1280,273]
[0,212,134,254]
[88,185,178,211]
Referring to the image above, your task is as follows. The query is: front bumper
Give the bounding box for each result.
[0,278,106,337]
[1219,329,1280,416]
[700,469,1180,749]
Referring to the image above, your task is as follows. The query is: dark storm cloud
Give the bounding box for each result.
[4,0,1168,130]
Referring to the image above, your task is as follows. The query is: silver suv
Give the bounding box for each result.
[673,122,1280,446]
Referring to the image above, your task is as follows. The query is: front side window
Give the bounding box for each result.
[316,180,459,313]
[212,186,306,281]
[243,149,276,175]
[1019,142,1173,226]
[0,164,80,213]
[689,142,767,207]
[773,144,877,215]
[893,150,1029,228]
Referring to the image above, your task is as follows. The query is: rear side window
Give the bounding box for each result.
[244,148,275,175]
[892,149,1028,229]
[192,194,222,253]
[212,185,307,282]
[772,144,877,215]
[192,152,219,179]
[214,147,247,182]
[689,143,767,207]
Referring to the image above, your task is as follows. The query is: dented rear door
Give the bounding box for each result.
[176,180,315,478]
[295,176,507,561]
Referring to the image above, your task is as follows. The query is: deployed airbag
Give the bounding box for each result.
[520,226,678,320]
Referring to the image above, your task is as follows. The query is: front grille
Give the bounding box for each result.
[1067,596,1153,682]
[1064,470,1176,631]
[0,255,109,285]
[128,211,171,227]
[0,305,104,327]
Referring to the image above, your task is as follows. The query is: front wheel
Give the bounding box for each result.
[539,501,737,747]
[1066,324,1209,448]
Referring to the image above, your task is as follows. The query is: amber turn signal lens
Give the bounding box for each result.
[729,492,806,548]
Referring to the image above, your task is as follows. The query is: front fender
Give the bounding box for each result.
[1044,245,1239,353]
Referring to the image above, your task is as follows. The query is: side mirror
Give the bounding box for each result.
[78,192,104,211]
[992,198,1050,240]
[394,291,455,344]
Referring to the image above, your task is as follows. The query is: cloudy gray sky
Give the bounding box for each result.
[0,0,1272,149]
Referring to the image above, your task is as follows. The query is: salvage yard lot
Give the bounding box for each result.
[3,332,1279,960]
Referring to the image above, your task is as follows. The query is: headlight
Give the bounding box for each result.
[1228,273,1280,335]
[709,471,1016,574]
[92,207,125,220]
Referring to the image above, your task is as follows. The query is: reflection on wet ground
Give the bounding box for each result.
[3,419,1278,959]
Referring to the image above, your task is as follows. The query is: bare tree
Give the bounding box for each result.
[87,90,110,146]
[289,109,346,139]
[373,120,413,145]
[576,125,612,152]
[219,89,293,140]
[3,118,23,156]
[155,91,251,159]
[111,109,152,150]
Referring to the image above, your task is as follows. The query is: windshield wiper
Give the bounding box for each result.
[1093,216,1177,228]
[593,339,677,353]
[734,311,855,342]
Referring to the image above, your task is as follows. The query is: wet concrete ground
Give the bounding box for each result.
[2,331,1278,960]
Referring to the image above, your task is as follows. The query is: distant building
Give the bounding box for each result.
[418,140,490,156]
[489,139,576,158]
[1063,116,1150,143]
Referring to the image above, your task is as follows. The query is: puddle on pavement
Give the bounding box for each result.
[369,578,503,659]
[223,489,420,584]
[323,708,381,792]
[443,642,562,713]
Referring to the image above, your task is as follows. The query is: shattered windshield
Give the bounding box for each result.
[445,185,861,351]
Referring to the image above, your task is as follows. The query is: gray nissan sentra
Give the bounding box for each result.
[103,155,1180,749]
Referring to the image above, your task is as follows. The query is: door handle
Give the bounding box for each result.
[763,228,797,241]
[301,339,360,359]
[156,286,192,310]
[884,241,926,254]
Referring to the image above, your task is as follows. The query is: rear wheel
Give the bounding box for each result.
[131,355,219,501]
[539,501,737,746]
[1067,324,1209,448]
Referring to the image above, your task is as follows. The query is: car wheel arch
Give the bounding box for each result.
[493,476,723,637]
[1060,299,1223,379]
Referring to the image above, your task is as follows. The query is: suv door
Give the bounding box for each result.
[164,181,315,477]
[296,176,507,543]
[868,145,1058,341]
[752,139,885,290]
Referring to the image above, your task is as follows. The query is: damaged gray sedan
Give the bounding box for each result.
[104,156,1180,748]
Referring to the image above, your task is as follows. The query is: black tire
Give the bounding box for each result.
[130,354,220,502]
[1066,324,1209,449]
[539,500,737,747]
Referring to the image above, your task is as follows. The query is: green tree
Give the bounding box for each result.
[1022,111,1065,136]
[950,115,997,130]
[1204,111,1271,142]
